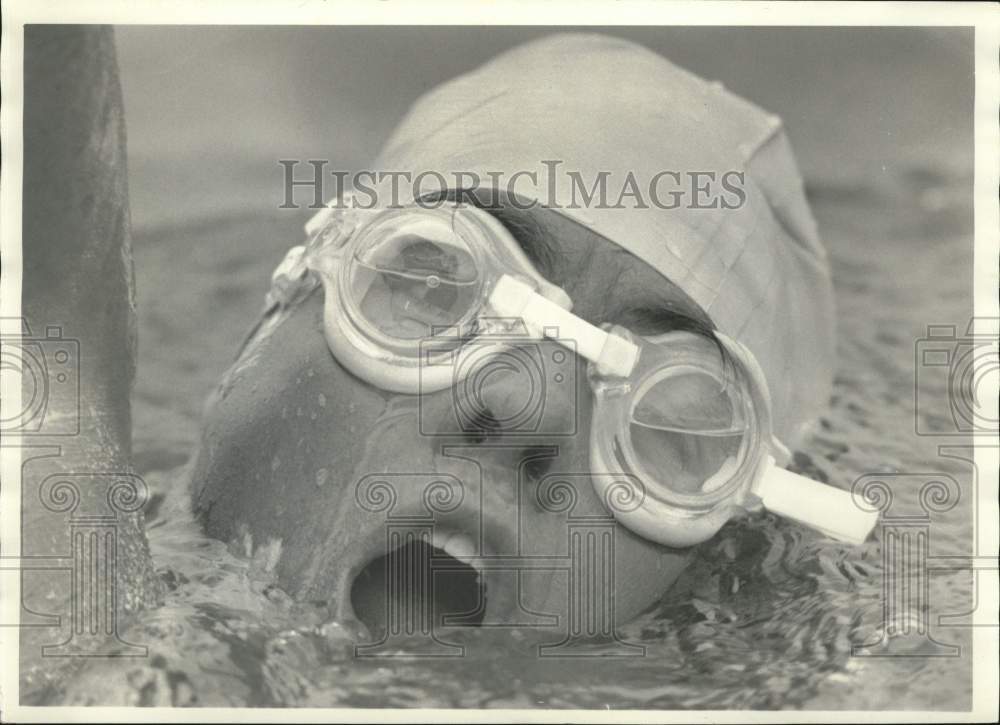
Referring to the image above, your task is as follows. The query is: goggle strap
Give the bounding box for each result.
[489,275,639,378]
[753,455,879,545]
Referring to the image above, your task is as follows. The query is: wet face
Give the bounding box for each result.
[192,200,714,647]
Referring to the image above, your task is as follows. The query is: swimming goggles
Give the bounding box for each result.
[265,199,877,548]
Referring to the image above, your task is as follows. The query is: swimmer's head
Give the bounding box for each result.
[192,32,837,641]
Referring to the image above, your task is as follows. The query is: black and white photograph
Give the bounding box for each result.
[1,1,997,720]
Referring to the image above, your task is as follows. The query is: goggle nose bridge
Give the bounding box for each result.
[488,275,640,379]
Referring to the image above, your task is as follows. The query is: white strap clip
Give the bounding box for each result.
[488,274,639,378]
[753,455,878,545]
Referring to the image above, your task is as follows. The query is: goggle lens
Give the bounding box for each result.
[349,227,482,340]
[628,368,749,495]
[631,368,746,435]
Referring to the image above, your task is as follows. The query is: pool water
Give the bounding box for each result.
[30,157,977,710]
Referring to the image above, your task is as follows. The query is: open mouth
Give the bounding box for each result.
[349,529,486,640]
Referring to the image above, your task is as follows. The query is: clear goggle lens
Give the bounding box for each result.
[628,368,749,496]
[631,368,747,436]
[348,221,483,341]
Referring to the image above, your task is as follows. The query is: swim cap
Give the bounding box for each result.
[369,32,836,446]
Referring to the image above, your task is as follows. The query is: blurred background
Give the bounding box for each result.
[117,27,973,231]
